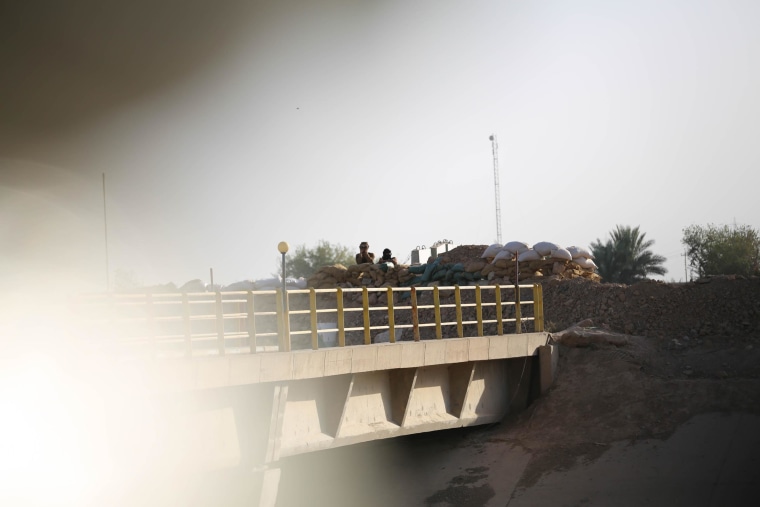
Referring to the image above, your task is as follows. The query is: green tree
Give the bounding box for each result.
[280,240,355,278]
[590,225,667,284]
[682,224,760,278]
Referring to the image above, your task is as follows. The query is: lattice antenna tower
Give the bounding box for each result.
[489,134,502,244]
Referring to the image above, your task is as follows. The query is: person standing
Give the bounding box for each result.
[355,241,375,264]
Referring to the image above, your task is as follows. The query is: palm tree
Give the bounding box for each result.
[591,225,667,284]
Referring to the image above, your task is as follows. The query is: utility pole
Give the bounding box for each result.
[489,135,502,244]
[681,249,688,282]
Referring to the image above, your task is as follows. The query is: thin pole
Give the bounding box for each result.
[281,252,287,349]
[281,253,286,296]
[515,253,519,284]
[102,173,110,292]
[490,134,502,244]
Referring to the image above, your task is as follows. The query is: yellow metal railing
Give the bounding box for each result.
[75,283,544,357]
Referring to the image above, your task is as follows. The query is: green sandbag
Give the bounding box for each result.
[420,259,440,282]
[450,263,465,272]
[400,275,424,286]
[433,269,448,282]
[408,264,426,274]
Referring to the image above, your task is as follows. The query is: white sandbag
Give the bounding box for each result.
[502,241,532,254]
[574,257,598,269]
[493,249,514,262]
[533,241,561,257]
[517,249,541,262]
[481,243,503,258]
[550,248,573,261]
[567,245,595,259]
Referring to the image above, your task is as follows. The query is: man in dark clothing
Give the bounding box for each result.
[355,241,375,264]
[379,248,397,264]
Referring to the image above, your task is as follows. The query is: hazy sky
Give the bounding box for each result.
[2,0,759,292]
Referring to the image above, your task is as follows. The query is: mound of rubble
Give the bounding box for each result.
[307,243,600,289]
[541,275,760,342]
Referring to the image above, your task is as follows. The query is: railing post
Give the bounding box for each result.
[539,283,545,331]
[215,291,225,355]
[387,286,396,343]
[495,284,503,335]
[182,292,192,357]
[283,290,291,351]
[276,288,291,352]
[455,285,463,338]
[411,287,420,342]
[515,284,522,334]
[246,291,257,353]
[433,286,442,339]
[475,285,483,337]
[533,284,544,332]
[309,288,318,350]
[362,287,370,345]
[337,287,346,347]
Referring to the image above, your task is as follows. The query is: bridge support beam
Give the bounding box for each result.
[111,333,556,488]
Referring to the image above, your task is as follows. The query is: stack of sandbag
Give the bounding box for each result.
[564,246,600,282]
[307,263,415,289]
[306,242,600,290]
[479,241,600,283]
[399,258,484,287]
[306,264,351,288]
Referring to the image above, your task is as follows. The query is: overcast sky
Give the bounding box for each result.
[2,0,758,292]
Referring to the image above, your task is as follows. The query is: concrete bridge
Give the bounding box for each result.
[79,284,557,506]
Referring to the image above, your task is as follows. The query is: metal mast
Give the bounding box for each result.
[489,134,502,244]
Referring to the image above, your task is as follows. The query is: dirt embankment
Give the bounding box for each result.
[496,275,760,490]
[309,244,760,502]
[541,276,760,341]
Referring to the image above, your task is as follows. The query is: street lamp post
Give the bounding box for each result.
[278,241,289,293]
[277,241,289,350]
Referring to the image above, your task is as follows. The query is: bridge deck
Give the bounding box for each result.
[139,332,553,392]
[113,333,555,468]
